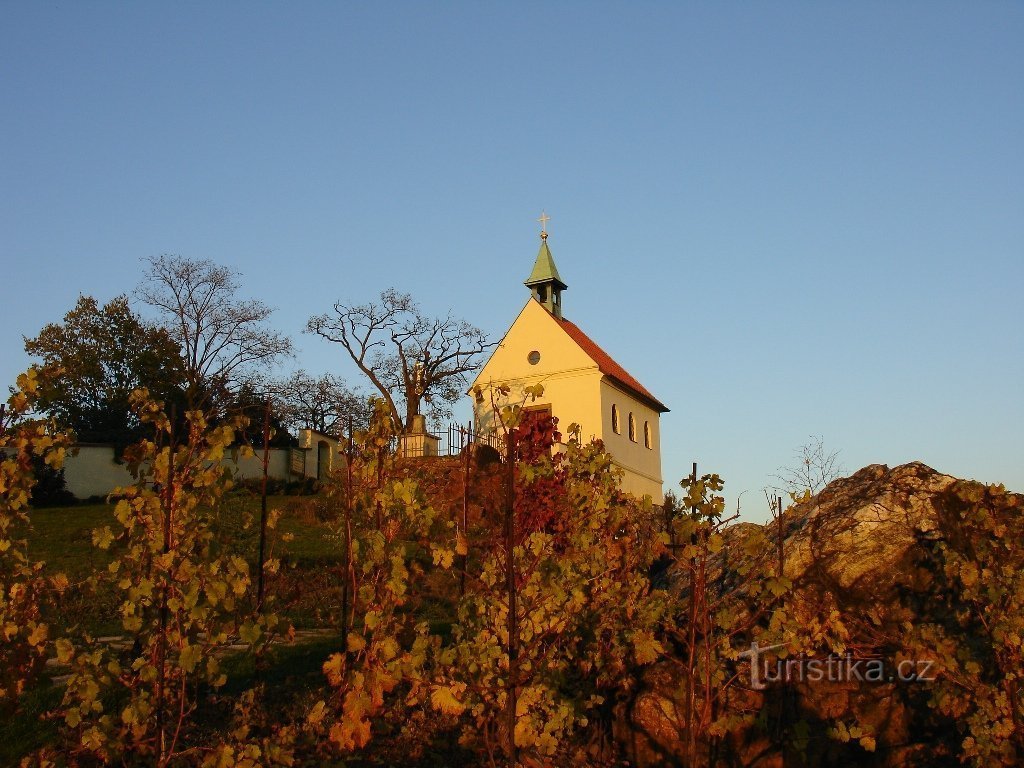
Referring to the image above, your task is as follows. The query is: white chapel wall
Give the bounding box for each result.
[471,299,604,437]
[599,380,664,502]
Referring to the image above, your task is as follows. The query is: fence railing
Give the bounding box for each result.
[394,422,503,459]
[444,422,503,455]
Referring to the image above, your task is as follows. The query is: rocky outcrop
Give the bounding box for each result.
[781,462,955,605]
[621,462,1022,768]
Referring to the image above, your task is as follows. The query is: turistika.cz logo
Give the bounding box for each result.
[737,642,937,691]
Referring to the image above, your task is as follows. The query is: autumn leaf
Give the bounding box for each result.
[323,653,346,686]
[92,526,115,550]
[432,545,455,569]
[306,699,327,727]
[180,644,202,673]
[631,630,665,665]
[56,638,75,664]
[430,685,466,716]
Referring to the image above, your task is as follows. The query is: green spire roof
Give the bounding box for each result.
[524,238,568,290]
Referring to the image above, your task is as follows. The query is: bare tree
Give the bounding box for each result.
[306,289,494,431]
[267,369,369,437]
[137,255,292,411]
[771,435,845,496]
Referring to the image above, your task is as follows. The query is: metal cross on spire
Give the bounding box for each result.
[537,210,550,239]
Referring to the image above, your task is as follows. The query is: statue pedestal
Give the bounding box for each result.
[399,415,440,458]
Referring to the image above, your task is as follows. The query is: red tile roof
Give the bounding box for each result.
[556,317,669,413]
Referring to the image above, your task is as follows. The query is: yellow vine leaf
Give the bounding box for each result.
[430,685,466,716]
[323,653,346,686]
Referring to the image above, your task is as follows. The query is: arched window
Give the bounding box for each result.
[611,404,620,434]
[628,413,636,442]
[644,421,651,449]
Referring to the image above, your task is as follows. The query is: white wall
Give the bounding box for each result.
[470,298,665,502]
[599,380,664,502]
[62,445,136,499]
[227,448,291,480]
[471,299,605,438]
[59,444,318,500]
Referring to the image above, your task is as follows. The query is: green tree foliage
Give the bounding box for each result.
[24,452,75,508]
[23,295,184,449]
[0,368,72,712]
[229,383,297,449]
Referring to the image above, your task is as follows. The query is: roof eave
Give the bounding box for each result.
[607,375,670,413]
[523,276,568,291]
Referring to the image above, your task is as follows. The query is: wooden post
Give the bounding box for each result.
[774,494,785,579]
[683,461,698,765]
[257,397,271,612]
[504,429,518,766]
[375,428,384,530]
[460,421,471,596]
[770,491,788,766]
[156,404,176,763]
[342,415,355,644]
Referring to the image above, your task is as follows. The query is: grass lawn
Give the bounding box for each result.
[27,503,120,579]
[26,493,338,576]
[0,678,64,765]
[22,493,346,635]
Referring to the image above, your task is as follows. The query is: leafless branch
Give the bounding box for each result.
[136,254,292,412]
[307,289,494,431]
[264,369,370,437]
[770,435,845,496]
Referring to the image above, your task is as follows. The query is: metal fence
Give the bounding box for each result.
[395,422,504,459]
[444,422,503,455]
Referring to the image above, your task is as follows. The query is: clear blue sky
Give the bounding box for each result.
[2,3,1021,519]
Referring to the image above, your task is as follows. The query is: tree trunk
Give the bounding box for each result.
[404,394,419,432]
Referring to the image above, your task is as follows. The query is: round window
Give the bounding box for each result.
[527,350,541,365]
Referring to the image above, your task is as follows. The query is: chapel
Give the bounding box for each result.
[470,221,668,501]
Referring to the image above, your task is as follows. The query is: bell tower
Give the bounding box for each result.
[523,212,568,318]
